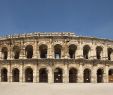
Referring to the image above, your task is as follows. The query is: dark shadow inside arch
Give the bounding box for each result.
[12,68,19,82]
[83,45,90,59]
[108,48,112,60]
[2,47,8,59]
[13,46,20,59]
[69,68,77,83]
[109,69,113,83]
[25,68,33,82]
[84,69,91,83]
[54,68,63,83]
[39,68,48,83]
[25,45,33,59]
[1,68,8,82]
[96,46,103,60]
[39,44,47,58]
[97,69,103,83]
[69,44,77,59]
[54,44,62,59]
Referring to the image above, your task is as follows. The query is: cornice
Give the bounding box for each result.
[0,59,113,65]
[0,32,113,43]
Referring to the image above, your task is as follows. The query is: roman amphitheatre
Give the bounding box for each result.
[0,32,113,95]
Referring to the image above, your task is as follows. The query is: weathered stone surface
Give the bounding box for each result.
[0,32,113,83]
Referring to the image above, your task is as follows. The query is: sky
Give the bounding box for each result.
[0,0,113,39]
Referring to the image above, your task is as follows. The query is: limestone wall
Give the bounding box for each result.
[0,32,113,83]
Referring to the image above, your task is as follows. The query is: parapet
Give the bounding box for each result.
[0,32,76,40]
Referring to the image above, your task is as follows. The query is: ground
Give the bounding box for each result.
[0,83,113,95]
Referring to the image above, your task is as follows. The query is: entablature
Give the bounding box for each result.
[0,59,113,66]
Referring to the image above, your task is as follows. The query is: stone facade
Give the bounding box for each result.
[0,32,113,83]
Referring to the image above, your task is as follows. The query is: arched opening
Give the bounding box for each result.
[69,68,77,83]
[54,68,63,83]
[96,46,103,60]
[1,68,8,82]
[97,69,103,83]
[25,68,33,82]
[25,45,33,59]
[13,46,20,59]
[83,45,90,59]
[54,44,62,59]
[39,44,47,58]
[12,68,19,82]
[109,69,113,83]
[1,47,8,59]
[69,44,77,59]
[108,48,112,60]
[39,68,48,83]
[83,69,91,83]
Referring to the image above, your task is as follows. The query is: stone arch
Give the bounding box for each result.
[107,48,113,60]
[1,47,8,59]
[108,69,113,83]
[83,45,91,59]
[12,68,19,82]
[96,46,103,59]
[97,68,104,83]
[39,44,48,58]
[68,44,77,59]
[1,68,8,82]
[39,68,48,83]
[69,67,78,83]
[25,67,33,82]
[54,65,64,73]
[13,46,20,59]
[83,68,91,83]
[54,67,63,83]
[54,44,62,59]
[25,45,33,59]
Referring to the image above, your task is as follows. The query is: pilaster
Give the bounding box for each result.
[63,65,68,83]
[102,46,108,60]
[47,42,53,59]
[78,63,83,83]
[19,64,23,82]
[8,66,11,82]
[90,46,96,59]
[33,40,38,59]
[48,67,53,83]
[33,65,37,83]
[0,50,2,59]
[91,66,97,83]
[104,65,109,83]
[76,41,83,59]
